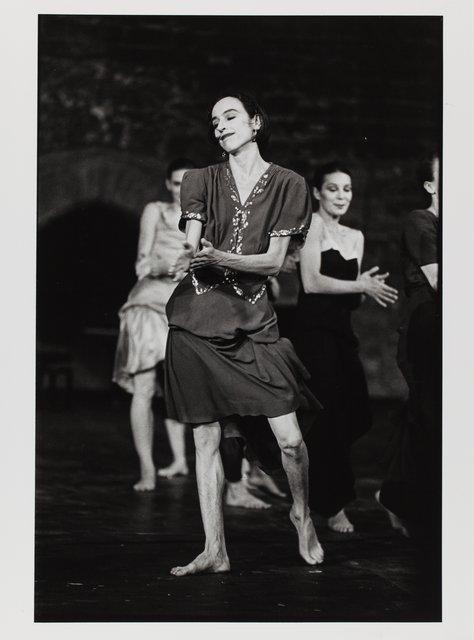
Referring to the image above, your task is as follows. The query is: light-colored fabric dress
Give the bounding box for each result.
[113,201,184,394]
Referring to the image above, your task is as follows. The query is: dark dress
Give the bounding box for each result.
[164,162,321,471]
[294,244,372,517]
[380,209,440,527]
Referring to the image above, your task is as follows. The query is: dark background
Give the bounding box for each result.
[37,15,442,397]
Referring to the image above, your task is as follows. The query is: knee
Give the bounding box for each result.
[194,426,221,456]
[279,434,304,458]
[134,373,156,401]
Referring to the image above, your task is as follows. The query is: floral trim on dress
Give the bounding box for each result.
[181,211,207,223]
[269,222,309,239]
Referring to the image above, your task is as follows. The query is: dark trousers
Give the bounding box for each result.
[380,299,441,527]
[294,327,372,517]
[220,437,244,483]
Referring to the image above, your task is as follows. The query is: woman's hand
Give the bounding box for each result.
[135,256,151,280]
[190,239,224,270]
[359,266,398,307]
[169,242,195,282]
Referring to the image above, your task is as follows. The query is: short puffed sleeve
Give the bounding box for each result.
[178,168,208,232]
[268,173,313,250]
[404,210,438,267]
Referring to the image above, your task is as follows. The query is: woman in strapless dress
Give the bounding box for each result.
[294,162,398,532]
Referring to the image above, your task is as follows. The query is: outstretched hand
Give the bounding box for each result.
[169,241,195,282]
[359,266,398,307]
[190,238,224,270]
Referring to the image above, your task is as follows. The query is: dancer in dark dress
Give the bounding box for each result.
[376,154,441,620]
[294,162,398,532]
[161,93,324,576]
[378,155,440,535]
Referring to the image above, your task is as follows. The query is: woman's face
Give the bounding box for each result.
[166,169,188,205]
[211,97,259,154]
[423,157,439,197]
[314,171,353,218]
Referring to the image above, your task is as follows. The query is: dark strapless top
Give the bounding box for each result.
[297,249,361,336]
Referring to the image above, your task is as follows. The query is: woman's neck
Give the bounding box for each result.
[427,195,439,217]
[229,142,267,177]
[318,208,342,227]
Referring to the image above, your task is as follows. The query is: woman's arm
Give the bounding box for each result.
[300,219,398,306]
[168,219,203,281]
[421,263,438,290]
[299,219,363,294]
[190,235,291,277]
[136,204,158,260]
[136,204,167,280]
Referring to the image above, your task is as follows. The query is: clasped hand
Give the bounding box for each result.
[168,239,224,282]
[359,266,398,308]
[190,238,223,270]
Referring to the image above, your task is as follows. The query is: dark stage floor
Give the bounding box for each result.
[35,391,439,622]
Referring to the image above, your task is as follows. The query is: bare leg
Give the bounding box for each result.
[130,370,156,491]
[170,423,230,576]
[327,509,354,533]
[268,413,324,565]
[158,419,189,477]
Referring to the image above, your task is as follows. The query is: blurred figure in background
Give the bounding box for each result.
[113,158,196,490]
[377,154,441,537]
[294,162,398,532]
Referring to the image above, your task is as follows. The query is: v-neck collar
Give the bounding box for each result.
[224,161,274,207]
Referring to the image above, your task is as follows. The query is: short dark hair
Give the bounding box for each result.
[416,156,437,186]
[312,161,353,190]
[207,92,271,151]
[166,157,197,180]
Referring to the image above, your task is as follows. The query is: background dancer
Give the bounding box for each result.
[113,158,196,490]
[295,162,398,532]
[165,93,324,576]
[377,154,441,536]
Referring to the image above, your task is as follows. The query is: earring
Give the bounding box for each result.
[221,150,227,159]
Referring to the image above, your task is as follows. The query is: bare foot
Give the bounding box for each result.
[133,469,156,492]
[289,508,324,565]
[247,467,287,498]
[375,490,410,537]
[327,509,354,533]
[170,550,230,577]
[157,460,189,478]
[225,480,271,509]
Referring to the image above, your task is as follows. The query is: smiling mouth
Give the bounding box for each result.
[220,133,234,141]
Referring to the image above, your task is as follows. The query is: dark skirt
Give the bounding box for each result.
[380,298,441,526]
[164,327,322,472]
[293,325,372,517]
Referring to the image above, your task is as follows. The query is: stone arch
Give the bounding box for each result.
[38,149,166,226]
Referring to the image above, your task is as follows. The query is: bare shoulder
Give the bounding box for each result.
[141,201,164,221]
[341,224,362,240]
[301,214,323,251]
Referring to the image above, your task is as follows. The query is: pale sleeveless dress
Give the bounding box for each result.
[113,202,185,394]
